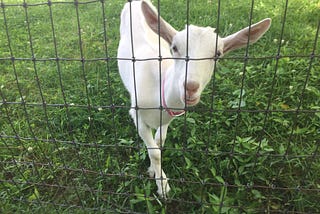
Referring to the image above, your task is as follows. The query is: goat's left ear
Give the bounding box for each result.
[222,18,271,54]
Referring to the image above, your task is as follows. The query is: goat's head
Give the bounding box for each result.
[170,26,221,105]
[141,0,271,106]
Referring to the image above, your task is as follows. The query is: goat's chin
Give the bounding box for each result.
[184,96,200,106]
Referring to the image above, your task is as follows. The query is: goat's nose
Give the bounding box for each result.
[184,81,200,95]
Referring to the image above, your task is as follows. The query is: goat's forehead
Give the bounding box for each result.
[174,25,219,50]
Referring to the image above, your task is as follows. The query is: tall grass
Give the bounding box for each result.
[0,0,319,213]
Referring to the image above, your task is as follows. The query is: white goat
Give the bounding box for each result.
[117,0,271,197]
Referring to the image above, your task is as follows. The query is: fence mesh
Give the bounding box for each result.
[0,0,319,213]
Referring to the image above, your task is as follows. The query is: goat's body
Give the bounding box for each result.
[118,1,175,196]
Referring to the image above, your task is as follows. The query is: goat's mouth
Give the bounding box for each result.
[184,96,200,106]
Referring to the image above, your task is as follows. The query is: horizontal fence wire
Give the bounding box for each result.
[0,0,319,213]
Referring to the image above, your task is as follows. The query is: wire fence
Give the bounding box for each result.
[0,0,319,213]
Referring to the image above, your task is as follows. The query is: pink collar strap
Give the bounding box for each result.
[161,75,185,117]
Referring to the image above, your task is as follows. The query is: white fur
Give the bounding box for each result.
[117,0,271,197]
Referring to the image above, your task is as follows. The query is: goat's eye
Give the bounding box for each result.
[171,45,178,53]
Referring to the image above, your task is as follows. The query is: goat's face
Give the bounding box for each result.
[141,0,271,107]
[171,25,223,106]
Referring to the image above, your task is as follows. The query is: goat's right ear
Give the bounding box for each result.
[141,0,177,44]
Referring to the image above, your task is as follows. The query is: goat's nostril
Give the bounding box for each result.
[185,81,200,92]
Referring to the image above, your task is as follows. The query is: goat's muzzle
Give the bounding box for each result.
[184,81,200,106]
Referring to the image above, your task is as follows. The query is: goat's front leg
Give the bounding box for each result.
[148,124,169,178]
[137,120,170,197]
[155,124,169,147]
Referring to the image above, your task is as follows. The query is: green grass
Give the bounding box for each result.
[0,0,319,213]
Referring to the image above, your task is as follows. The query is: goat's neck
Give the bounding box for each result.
[163,66,185,111]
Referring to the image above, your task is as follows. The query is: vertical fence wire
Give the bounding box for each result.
[203,0,222,208]
[228,1,256,202]
[156,0,167,196]
[182,1,190,185]
[127,0,141,203]
[0,0,319,213]
[47,1,86,209]
[1,2,44,208]
[101,0,117,145]
[229,0,255,161]
[22,1,70,210]
[285,19,320,197]
[285,21,319,156]
[74,1,99,203]
[249,0,289,183]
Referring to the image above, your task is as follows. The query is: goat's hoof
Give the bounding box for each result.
[157,183,171,199]
[147,166,155,178]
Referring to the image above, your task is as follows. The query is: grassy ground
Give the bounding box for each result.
[0,0,319,213]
